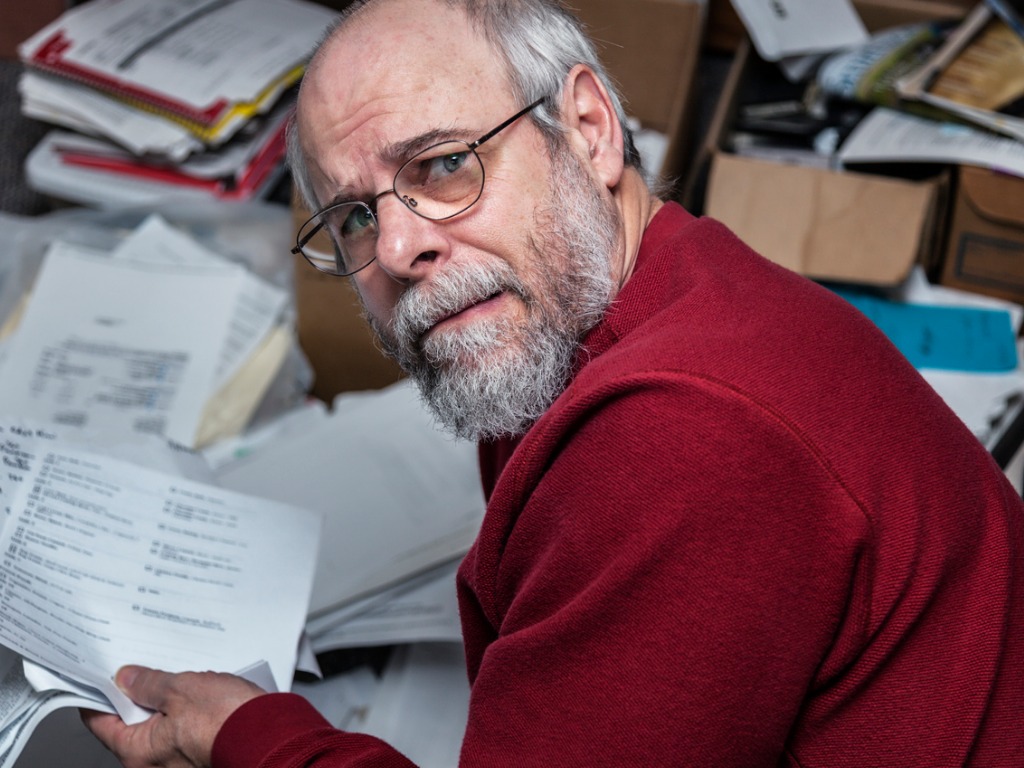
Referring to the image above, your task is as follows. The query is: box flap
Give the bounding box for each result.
[706,154,936,285]
[853,0,970,30]
[959,166,1024,229]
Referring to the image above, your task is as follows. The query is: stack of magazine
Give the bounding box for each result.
[895,1,1024,143]
[17,0,338,206]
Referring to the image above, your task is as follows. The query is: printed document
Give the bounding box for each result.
[0,219,286,448]
[0,442,322,724]
[215,380,486,618]
[839,107,1024,179]
[19,0,336,115]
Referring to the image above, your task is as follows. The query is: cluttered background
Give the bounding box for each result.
[0,0,1021,765]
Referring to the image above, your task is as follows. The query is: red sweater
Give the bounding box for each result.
[214,204,1024,767]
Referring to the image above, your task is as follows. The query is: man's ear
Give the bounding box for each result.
[559,64,625,190]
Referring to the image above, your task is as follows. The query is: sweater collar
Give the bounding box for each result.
[578,201,695,361]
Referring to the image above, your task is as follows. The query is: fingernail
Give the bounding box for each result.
[116,666,139,690]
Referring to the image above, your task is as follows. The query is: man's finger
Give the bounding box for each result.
[80,709,130,754]
[81,708,121,737]
[115,665,173,712]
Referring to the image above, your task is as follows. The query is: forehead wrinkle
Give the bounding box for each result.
[380,125,474,167]
[320,122,483,207]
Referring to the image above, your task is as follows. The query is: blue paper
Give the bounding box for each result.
[832,289,1019,373]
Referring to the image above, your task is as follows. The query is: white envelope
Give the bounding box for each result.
[729,0,867,61]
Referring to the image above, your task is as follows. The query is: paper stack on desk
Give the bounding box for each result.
[211,380,486,654]
[0,215,290,450]
[17,0,337,205]
[0,417,323,767]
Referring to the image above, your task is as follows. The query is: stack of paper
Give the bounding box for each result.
[25,104,292,209]
[212,381,486,654]
[0,417,322,766]
[17,0,337,204]
[0,215,291,450]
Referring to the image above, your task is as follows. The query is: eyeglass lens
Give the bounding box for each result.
[297,140,485,276]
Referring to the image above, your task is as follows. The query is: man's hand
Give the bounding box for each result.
[81,665,266,768]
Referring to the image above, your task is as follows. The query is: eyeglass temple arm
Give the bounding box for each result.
[292,217,325,254]
[469,96,547,150]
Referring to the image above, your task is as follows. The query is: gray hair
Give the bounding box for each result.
[286,0,641,210]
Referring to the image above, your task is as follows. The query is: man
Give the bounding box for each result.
[85,0,1024,765]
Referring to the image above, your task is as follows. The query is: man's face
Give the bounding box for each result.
[297,0,621,439]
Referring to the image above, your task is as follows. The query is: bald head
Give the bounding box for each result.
[287,0,641,211]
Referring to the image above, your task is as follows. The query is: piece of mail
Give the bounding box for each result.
[729,0,868,61]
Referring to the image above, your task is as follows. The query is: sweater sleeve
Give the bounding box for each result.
[212,693,417,768]
[458,374,871,767]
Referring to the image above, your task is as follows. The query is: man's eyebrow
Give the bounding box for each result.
[320,126,474,208]
[379,126,472,167]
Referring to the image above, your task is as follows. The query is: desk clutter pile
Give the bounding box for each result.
[15,0,337,207]
[694,0,1024,462]
[1,0,1024,766]
[0,204,480,767]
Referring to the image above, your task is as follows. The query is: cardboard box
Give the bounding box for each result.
[291,198,404,404]
[941,167,1024,304]
[706,153,944,285]
[570,0,702,190]
[693,34,951,287]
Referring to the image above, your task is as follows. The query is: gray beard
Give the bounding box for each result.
[367,146,620,441]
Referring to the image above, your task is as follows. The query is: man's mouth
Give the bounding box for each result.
[423,290,505,337]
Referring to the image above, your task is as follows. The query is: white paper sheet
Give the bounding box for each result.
[0,445,321,724]
[728,0,867,61]
[0,650,105,768]
[215,380,485,617]
[0,416,214,538]
[839,107,1024,179]
[19,0,336,112]
[895,268,1024,441]
[109,216,288,390]
[0,233,283,448]
[309,561,462,652]
[18,71,201,160]
[358,643,469,768]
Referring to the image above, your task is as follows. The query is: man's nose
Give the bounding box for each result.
[371,193,449,283]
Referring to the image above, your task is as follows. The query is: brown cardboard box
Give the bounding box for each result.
[941,167,1024,304]
[706,153,944,285]
[694,29,953,287]
[291,199,404,403]
[570,0,702,190]
[0,0,68,59]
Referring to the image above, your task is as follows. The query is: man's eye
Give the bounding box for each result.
[339,206,374,237]
[414,150,469,183]
[438,152,468,174]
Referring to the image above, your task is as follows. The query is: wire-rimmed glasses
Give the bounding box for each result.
[292,96,547,277]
